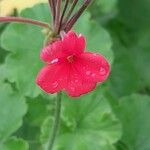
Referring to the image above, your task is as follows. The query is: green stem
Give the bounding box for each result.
[48,92,62,150]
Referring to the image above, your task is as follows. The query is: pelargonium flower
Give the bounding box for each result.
[36,31,110,97]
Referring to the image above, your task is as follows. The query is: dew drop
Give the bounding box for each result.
[71,81,74,84]
[100,67,106,75]
[75,80,79,83]
[52,81,58,88]
[86,71,91,75]
[51,58,58,64]
[70,87,75,91]
[93,53,98,56]
[92,73,96,77]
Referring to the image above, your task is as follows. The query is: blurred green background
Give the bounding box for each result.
[0,0,150,150]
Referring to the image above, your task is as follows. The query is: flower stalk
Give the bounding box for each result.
[47,92,62,150]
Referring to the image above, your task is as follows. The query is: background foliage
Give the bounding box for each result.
[0,0,150,150]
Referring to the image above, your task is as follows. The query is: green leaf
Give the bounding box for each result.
[41,88,122,150]
[107,18,150,96]
[116,94,150,150]
[40,116,53,149]
[75,12,114,64]
[0,4,113,97]
[0,24,9,64]
[0,137,29,150]
[25,96,52,127]
[96,0,118,14]
[118,0,150,29]
[88,0,118,24]
[103,0,150,98]
[0,81,27,141]
[109,39,139,98]
[129,29,150,90]
[14,95,54,150]
[0,48,8,64]
[0,4,49,97]
[15,123,42,150]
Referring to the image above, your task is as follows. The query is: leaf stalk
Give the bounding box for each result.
[0,17,50,28]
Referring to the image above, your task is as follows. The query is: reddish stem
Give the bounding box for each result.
[65,0,92,31]
[63,0,79,24]
[48,0,54,18]
[48,0,56,25]
[58,0,69,33]
[0,17,49,28]
[54,0,62,32]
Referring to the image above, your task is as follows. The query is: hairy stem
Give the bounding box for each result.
[48,0,54,20]
[48,92,62,150]
[63,0,79,24]
[54,0,62,33]
[0,17,50,28]
[58,0,69,33]
[48,0,56,25]
[65,0,92,31]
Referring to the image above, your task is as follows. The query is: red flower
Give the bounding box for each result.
[36,31,110,97]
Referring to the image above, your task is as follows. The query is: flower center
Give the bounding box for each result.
[67,55,74,63]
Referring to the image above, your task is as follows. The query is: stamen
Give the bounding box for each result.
[67,55,74,63]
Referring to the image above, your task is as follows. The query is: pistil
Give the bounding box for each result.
[67,55,74,63]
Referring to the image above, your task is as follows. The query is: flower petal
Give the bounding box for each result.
[36,62,68,93]
[40,40,66,63]
[75,52,110,83]
[65,65,96,97]
[62,31,86,56]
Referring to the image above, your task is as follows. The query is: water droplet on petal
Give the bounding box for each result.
[71,81,74,84]
[93,53,98,56]
[52,81,58,88]
[100,67,106,75]
[51,58,58,64]
[86,71,91,75]
[70,87,75,91]
[92,73,96,77]
[75,80,79,83]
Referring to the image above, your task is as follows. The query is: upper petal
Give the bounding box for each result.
[40,31,86,63]
[75,52,110,83]
[62,31,86,56]
[36,62,68,93]
[40,40,66,63]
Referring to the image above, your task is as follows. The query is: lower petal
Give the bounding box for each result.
[36,63,68,94]
[75,52,110,83]
[65,65,96,97]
